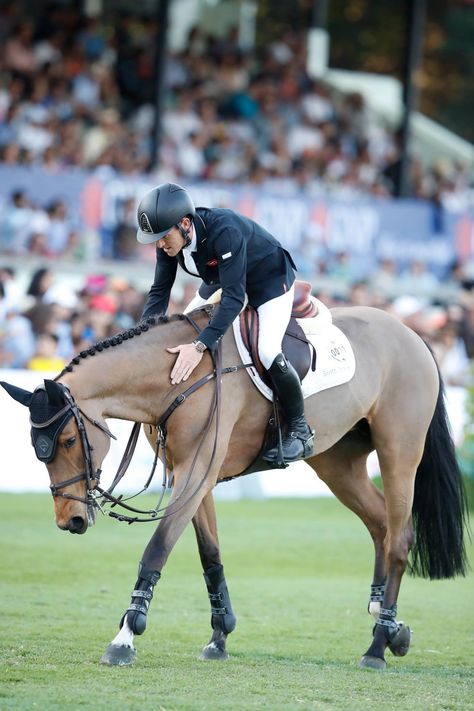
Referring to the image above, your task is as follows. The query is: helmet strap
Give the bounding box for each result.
[177,221,192,248]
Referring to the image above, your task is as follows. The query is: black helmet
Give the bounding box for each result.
[136,182,195,244]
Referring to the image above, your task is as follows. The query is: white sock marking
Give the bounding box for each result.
[111,617,135,648]
[369,601,381,620]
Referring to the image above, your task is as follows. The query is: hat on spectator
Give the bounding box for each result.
[81,274,107,295]
[391,295,427,319]
[43,284,79,309]
[90,294,117,314]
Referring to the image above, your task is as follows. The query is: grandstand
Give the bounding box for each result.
[1,0,473,385]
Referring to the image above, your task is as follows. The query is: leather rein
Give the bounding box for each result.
[42,314,251,524]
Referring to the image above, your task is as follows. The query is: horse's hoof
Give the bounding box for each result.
[199,642,229,661]
[388,623,412,657]
[359,655,387,670]
[100,643,136,666]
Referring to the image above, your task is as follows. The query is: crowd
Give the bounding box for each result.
[0,5,473,387]
[1,262,473,388]
[0,3,472,208]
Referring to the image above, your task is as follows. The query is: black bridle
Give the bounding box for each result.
[30,384,115,505]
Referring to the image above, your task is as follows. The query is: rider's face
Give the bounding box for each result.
[156,227,184,257]
[156,218,191,257]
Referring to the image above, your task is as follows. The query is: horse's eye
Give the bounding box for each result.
[64,437,77,450]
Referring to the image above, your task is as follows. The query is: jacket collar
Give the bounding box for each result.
[194,210,207,247]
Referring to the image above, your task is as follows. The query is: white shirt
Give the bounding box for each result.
[182,225,199,276]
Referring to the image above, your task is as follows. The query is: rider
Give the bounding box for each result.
[137,182,314,464]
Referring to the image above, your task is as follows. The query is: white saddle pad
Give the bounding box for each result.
[232,298,355,401]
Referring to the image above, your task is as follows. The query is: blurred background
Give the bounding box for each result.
[0,0,473,497]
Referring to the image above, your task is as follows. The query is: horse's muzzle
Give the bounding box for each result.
[62,515,88,534]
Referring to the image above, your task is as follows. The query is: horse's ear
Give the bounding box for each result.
[44,379,64,406]
[0,381,33,407]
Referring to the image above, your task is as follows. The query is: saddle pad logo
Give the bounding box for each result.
[140,212,153,233]
[329,343,348,362]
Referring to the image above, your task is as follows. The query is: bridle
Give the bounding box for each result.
[35,314,252,524]
[30,384,115,505]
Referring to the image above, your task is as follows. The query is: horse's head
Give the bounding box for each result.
[1,379,112,534]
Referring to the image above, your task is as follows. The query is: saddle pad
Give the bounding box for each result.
[232,306,355,401]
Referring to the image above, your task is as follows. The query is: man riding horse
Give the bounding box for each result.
[136,182,314,464]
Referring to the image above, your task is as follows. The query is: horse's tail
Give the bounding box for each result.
[410,371,470,579]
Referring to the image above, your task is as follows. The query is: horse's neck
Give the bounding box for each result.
[60,330,175,424]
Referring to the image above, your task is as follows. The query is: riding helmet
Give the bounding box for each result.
[136,182,195,244]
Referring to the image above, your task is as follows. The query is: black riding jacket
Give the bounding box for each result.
[141,207,296,350]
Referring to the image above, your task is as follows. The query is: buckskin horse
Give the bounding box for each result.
[0,296,468,671]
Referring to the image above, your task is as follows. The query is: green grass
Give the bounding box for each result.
[0,494,472,711]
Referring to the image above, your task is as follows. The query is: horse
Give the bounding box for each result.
[1,302,469,671]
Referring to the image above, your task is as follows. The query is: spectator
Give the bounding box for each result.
[431,321,471,387]
[0,189,31,254]
[369,258,400,300]
[397,259,441,299]
[0,301,36,367]
[27,332,66,372]
[26,267,54,300]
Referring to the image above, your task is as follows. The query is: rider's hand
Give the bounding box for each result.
[167,343,204,384]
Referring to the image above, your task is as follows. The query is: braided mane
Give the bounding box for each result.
[56,314,187,379]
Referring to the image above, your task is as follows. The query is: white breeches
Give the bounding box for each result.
[256,285,294,369]
[184,283,294,370]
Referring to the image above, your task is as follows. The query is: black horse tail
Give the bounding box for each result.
[410,371,470,579]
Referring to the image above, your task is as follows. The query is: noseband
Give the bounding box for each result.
[30,384,116,504]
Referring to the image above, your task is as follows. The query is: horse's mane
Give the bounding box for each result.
[56,313,188,379]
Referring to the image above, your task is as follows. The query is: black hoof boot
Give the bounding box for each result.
[203,564,236,635]
[123,561,161,636]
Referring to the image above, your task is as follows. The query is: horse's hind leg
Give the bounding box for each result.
[192,491,236,660]
[309,436,387,593]
[360,446,420,669]
[307,439,388,650]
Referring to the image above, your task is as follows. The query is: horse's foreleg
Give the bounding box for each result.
[192,491,236,660]
[101,454,223,666]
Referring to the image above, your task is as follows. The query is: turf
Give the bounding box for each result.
[0,494,472,711]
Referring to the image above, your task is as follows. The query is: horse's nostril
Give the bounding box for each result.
[68,516,86,534]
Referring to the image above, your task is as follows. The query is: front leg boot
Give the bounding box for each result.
[204,563,236,634]
[122,561,161,635]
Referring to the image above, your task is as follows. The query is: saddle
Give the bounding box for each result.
[239,281,317,385]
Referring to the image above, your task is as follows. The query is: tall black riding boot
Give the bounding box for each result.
[262,353,314,464]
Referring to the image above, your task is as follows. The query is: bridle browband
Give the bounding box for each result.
[38,313,251,523]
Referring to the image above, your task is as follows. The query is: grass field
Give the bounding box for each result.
[0,494,472,711]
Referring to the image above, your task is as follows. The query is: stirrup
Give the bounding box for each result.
[263,427,315,464]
